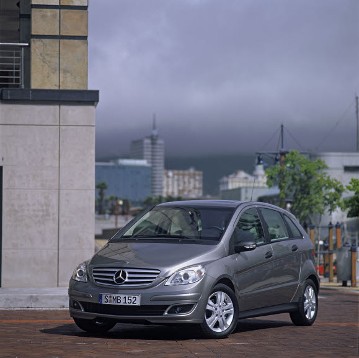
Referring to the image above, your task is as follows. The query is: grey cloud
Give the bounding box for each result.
[89,0,359,158]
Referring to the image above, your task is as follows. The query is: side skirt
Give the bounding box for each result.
[238,303,298,320]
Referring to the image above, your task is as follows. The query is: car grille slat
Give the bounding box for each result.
[92,267,160,287]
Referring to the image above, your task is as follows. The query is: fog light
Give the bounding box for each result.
[71,300,83,311]
[166,304,195,315]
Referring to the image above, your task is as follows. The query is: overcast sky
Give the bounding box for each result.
[89,0,359,158]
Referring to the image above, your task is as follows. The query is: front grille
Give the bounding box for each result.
[80,301,168,316]
[92,267,161,287]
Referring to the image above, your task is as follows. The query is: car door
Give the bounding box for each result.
[258,207,301,305]
[230,207,276,312]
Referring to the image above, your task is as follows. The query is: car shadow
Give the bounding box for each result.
[41,318,293,340]
[235,318,293,333]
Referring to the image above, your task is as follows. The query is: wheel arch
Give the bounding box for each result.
[214,277,236,293]
[307,274,320,293]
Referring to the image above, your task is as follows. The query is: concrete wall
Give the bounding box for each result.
[0,102,95,287]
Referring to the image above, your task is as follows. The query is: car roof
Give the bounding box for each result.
[157,200,244,209]
[157,200,295,216]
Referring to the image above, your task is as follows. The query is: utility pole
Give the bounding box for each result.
[279,124,287,209]
[356,95,359,152]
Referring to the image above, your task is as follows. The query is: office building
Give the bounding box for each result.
[0,0,97,287]
[163,168,203,198]
[96,159,151,206]
[310,152,359,237]
[130,121,164,196]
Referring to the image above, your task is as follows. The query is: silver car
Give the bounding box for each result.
[69,200,319,338]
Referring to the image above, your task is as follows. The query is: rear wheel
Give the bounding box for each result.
[290,279,318,326]
[73,317,116,334]
[200,284,238,338]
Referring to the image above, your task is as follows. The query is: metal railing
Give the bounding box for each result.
[0,43,28,88]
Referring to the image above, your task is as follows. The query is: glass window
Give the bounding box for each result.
[260,208,289,242]
[232,208,265,246]
[119,206,234,242]
[283,215,303,239]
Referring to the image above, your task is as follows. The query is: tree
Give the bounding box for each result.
[265,151,344,223]
[96,181,108,214]
[345,178,359,217]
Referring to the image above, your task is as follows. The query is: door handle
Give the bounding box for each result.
[292,244,298,252]
[265,251,273,259]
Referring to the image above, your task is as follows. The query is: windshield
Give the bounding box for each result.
[114,206,234,243]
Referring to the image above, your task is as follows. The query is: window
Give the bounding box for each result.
[232,208,265,246]
[344,166,359,173]
[120,206,234,242]
[260,208,289,242]
[283,215,303,239]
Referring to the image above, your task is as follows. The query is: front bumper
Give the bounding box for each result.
[68,276,213,325]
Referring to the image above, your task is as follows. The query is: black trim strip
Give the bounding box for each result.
[31,35,87,40]
[0,89,99,105]
[31,5,87,10]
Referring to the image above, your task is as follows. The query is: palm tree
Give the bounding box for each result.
[96,182,108,214]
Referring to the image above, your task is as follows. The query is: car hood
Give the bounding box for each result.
[90,241,222,272]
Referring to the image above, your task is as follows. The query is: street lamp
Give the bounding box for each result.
[115,199,123,228]
[285,198,293,212]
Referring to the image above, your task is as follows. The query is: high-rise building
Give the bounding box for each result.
[130,119,165,196]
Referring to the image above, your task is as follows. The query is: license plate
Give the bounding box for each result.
[99,294,141,306]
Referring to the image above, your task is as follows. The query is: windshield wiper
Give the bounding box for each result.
[121,233,197,241]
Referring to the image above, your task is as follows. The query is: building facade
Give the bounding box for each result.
[130,123,164,197]
[311,152,359,190]
[311,152,359,231]
[219,163,268,201]
[0,0,97,287]
[163,168,203,198]
[96,159,151,206]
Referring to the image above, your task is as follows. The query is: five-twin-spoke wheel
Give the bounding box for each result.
[290,279,318,326]
[200,284,238,338]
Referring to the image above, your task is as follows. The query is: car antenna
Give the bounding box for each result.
[250,178,256,201]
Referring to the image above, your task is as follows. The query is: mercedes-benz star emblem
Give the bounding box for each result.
[113,269,127,285]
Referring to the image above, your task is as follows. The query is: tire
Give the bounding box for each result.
[200,283,238,338]
[73,317,116,334]
[290,279,318,326]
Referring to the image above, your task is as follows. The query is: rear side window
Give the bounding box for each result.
[283,215,303,239]
[260,208,289,242]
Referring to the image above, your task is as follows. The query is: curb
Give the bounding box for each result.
[0,288,69,309]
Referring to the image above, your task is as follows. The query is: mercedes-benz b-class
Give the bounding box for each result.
[69,200,319,338]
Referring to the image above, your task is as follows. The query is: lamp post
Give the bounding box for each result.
[285,198,293,212]
[114,199,123,228]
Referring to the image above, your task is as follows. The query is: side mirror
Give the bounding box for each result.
[234,241,257,253]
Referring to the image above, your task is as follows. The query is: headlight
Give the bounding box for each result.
[165,265,205,286]
[71,261,88,282]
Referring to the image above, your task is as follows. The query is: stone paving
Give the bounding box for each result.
[0,287,358,357]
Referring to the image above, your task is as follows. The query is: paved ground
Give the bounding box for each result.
[0,287,358,358]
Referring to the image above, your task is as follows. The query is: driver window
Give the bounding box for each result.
[231,208,265,246]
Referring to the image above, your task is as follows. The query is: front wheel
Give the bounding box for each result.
[73,317,116,334]
[200,283,238,338]
[290,279,318,326]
